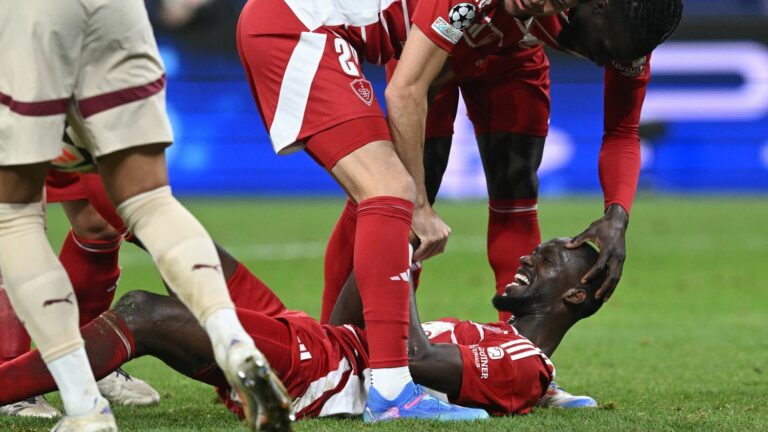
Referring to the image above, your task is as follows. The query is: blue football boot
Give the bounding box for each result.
[363,381,489,422]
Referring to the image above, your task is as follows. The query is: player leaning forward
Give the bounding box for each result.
[237,0,575,422]
[0,1,291,431]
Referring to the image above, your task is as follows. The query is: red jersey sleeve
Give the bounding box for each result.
[411,0,498,53]
[453,335,553,416]
[600,54,651,214]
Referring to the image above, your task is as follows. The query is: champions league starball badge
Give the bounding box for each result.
[449,3,477,30]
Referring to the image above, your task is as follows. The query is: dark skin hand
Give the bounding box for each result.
[565,203,628,301]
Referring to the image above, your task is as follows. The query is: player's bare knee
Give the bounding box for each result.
[113,291,154,325]
[63,201,121,241]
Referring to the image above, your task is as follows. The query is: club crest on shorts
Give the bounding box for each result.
[350,79,374,106]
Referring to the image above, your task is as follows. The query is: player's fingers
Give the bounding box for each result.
[433,237,449,257]
[597,270,619,300]
[414,237,439,261]
[581,254,608,284]
[565,231,591,248]
[413,242,430,261]
[598,256,625,301]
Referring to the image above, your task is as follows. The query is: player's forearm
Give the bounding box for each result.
[601,61,649,215]
[599,134,640,215]
[386,86,430,206]
[406,280,463,396]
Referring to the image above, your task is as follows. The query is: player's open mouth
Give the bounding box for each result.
[514,273,530,286]
[504,271,531,295]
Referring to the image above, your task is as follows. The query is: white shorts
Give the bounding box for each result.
[0,0,173,165]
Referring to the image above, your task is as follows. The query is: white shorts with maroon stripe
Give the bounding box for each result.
[0,0,172,165]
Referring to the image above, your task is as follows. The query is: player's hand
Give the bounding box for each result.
[565,204,629,301]
[411,204,451,261]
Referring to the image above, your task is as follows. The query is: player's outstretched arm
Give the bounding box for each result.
[406,286,463,397]
[329,272,464,396]
[328,272,365,328]
[386,26,451,262]
[565,59,650,301]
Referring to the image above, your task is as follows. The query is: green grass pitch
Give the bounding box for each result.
[3,197,767,431]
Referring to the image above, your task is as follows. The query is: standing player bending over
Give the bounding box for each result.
[0,1,290,430]
[0,238,605,420]
[237,0,577,421]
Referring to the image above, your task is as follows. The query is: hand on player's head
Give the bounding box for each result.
[492,238,606,319]
[557,0,683,65]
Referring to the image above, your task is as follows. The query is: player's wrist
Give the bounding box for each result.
[604,204,629,228]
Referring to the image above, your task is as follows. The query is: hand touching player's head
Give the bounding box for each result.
[557,0,683,65]
[492,238,606,319]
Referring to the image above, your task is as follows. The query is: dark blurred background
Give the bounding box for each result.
[145,0,768,197]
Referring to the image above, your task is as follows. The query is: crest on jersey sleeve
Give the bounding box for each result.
[611,56,648,78]
[350,79,374,106]
[487,346,505,360]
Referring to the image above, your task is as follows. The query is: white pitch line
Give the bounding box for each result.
[116,233,768,267]
[117,236,488,267]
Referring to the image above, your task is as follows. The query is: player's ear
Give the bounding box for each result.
[563,288,587,306]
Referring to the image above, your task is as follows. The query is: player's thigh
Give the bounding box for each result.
[330,138,417,203]
[96,144,169,206]
[0,1,84,168]
[68,0,172,162]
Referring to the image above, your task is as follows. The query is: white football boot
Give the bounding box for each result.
[50,397,117,432]
[97,368,160,406]
[0,395,61,418]
[537,382,598,408]
[219,341,294,432]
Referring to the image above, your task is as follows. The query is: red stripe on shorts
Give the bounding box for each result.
[0,92,69,116]
[78,75,166,119]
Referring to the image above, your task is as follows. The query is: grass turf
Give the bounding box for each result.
[2,197,767,431]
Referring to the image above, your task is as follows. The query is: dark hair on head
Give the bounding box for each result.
[613,0,684,58]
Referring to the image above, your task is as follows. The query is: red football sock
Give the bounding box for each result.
[355,197,412,368]
[0,288,31,366]
[0,312,134,405]
[226,262,287,317]
[488,199,541,321]
[320,199,357,324]
[60,230,122,326]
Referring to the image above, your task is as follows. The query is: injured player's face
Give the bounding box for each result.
[492,238,603,318]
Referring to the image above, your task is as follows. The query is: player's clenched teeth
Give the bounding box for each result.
[515,273,530,286]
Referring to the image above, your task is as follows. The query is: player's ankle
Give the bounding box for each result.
[370,366,412,401]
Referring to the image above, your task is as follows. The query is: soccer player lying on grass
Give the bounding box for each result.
[0,238,604,421]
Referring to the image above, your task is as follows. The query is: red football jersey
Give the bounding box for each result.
[421,318,555,416]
